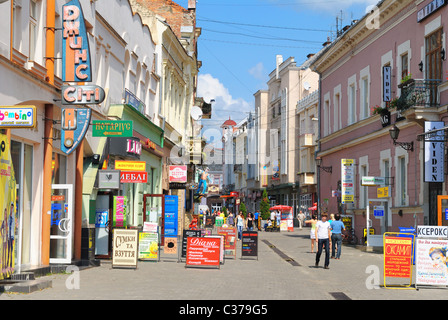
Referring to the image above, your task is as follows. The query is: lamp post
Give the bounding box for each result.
[316,156,332,173]
[389,125,414,151]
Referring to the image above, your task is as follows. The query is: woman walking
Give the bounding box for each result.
[236,211,245,240]
[305,214,318,253]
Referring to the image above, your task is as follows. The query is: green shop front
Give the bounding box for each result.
[83,104,164,259]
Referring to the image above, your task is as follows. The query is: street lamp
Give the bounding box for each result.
[315,156,332,173]
[389,124,414,151]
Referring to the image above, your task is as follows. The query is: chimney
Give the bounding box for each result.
[276,55,283,79]
[188,0,196,10]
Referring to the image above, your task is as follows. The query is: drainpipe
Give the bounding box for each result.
[41,0,56,265]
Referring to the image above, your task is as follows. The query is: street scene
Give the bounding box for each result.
[0,225,446,302]
[2,0,448,303]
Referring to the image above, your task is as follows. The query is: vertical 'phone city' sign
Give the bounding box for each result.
[62,0,92,83]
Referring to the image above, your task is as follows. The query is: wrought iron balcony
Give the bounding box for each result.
[394,79,441,111]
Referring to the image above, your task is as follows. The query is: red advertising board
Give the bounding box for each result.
[120,171,148,183]
[186,237,221,267]
[169,165,187,183]
[384,236,413,278]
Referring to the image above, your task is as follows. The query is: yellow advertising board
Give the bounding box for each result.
[0,133,17,280]
[115,160,146,171]
[377,187,389,198]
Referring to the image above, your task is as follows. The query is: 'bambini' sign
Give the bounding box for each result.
[62,0,92,83]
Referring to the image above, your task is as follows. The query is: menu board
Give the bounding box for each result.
[181,229,202,258]
[242,231,258,258]
[186,237,221,268]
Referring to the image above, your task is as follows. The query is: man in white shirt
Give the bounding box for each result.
[315,213,332,269]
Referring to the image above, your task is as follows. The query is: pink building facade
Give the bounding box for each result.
[312,0,448,242]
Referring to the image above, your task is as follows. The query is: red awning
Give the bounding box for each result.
[269,205,293,212]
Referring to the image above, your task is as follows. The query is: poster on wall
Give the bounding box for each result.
[113,196,127,228]
[416,238,448,286]
[0,134,17,280]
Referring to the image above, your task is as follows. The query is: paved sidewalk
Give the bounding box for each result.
[1,227,447,301]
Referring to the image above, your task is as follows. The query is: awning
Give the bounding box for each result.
[269,205,292,212]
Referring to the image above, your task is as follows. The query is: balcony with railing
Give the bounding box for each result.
[395,79,441,109]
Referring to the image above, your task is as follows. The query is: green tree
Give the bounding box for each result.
[260,189,270,220]
[240,202,247,218]
[222,206,227,217]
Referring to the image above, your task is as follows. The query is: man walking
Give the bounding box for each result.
[315,213,332,269]
[298,211,305,229]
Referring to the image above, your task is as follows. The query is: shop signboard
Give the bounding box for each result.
[164,195,178,237]
[112,229,138,269]
[424,121,445,183]
[181,229,201,258]
[138,232,159,260]
[163,237,178,255]
[169,165,188,183]
[186,237,221,268]
[62,0,92,82]
[242,231,258,259]
[115,160,146,172]
[120,171,148,184]
[61,108,91,155]
[416,238,448,286]
[0,106,37,128]
[61,85,105,105]
[92,120,133,137]
[0,134,17,280]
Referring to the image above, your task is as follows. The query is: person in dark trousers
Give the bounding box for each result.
[330,213,345,259]
[315,213,332,269]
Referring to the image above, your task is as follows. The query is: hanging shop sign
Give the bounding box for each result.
[92,120,133,137]
[62,85,105,105]
[0,106,37,129]
[61,108,91,155]
[108,137,142,159]
[62,0,92,82]
[115,160,146,171]
[361,176,386,186]
[0,133,17,280]
[383,66,392,102]
[98,170,120,189]
[120,171,148,184]
[169,165,188,183]
[424,121,445,183]
[112,228,138,269]
[341,159,355,204]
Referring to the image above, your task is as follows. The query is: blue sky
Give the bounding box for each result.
[174,0,379,134]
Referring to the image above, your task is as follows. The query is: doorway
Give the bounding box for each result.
[50,184,73,264]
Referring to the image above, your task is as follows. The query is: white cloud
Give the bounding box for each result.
[249,62,267,81]
[198,73,253,144]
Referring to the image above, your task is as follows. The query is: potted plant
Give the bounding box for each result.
[398,73,414,88]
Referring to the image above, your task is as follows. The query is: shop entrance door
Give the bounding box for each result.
[50,184,73,264]
[437,195,448,226]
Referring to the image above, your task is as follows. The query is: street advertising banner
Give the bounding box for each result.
[62,0,92,82]
[164,195,178,237]
[416,238,448,287]
[113,196,127,228]
[112,229,138,269]
[217,227,237,258]
[181,229,201,258]
[384,236,413,279]
[186,237,221,268]
[341,159,355,204]
[242,231,258,259]
[0,134,17,280]
[138,232,159,261]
